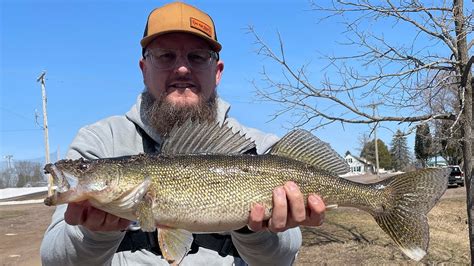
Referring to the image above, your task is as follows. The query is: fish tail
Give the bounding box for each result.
[371,168,448,261]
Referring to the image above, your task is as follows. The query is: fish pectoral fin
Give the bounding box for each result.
[158,228,194,264]
[136,192,155,232]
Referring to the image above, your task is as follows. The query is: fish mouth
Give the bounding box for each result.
[44,163,82,206]
[44,163,78,193]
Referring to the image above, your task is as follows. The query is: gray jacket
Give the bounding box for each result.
[40,94,302,266]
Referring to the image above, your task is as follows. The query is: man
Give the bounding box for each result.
[40,2,325,265]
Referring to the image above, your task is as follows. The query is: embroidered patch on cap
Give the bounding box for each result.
[190,18,212,37]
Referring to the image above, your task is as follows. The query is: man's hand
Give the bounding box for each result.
[65,201,131,231]
[248,181,325,232]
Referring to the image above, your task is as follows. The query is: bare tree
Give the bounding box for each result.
[250,0,473,260]
[437,119,464,164]
[14,160,43,187]
[0,168,16,188]
[423,72,464,165]
[357,132,371,154]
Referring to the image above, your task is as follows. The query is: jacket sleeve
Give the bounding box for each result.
[231,228,302,266]
[40,126,125,266]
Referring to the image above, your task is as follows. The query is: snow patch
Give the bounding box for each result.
[0,187,48,200]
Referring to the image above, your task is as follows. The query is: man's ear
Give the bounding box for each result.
[139,59,147,84]
[215,60,224,86]
[139,59,146,76]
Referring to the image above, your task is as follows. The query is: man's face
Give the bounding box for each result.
[140,32,224,107]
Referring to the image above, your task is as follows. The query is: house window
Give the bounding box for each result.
[346,158,353,163]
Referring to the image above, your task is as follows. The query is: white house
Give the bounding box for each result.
[344,152,374,175]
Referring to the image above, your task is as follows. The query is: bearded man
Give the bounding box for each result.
[40,2,325,265]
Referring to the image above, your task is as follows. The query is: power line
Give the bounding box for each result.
[0,107,36,122]
[1,128,42,133]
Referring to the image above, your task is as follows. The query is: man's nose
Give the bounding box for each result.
[174,55,191,75]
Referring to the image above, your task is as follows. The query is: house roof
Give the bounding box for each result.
[345,152,373,166]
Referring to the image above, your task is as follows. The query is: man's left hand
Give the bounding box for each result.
[247,181,325,232]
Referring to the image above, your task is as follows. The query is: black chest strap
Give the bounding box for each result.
[116,229,241,258]
[190,233,240,258]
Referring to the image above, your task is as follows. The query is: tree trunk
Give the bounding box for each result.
[462,73,473,263]
[453,0,473,261]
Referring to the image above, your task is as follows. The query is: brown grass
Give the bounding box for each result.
[295,187,469,265]
[0,186,470,265]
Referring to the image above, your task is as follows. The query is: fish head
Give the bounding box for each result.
[44,158,133,206]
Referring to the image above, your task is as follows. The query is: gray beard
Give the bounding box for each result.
[140,89,218,137]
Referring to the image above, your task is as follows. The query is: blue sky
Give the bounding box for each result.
[1,0,431,162]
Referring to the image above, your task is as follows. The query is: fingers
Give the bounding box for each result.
[104,211,120,225]
[64,201,131,231]
[247,203,266,232]
[284,181,306,224]
[305,194,325,226]
[64,201,90,225]
[117,218,132,230]
[268,186,288,232]
[269,181,308,232]
[103,212,130,231]
[244,182,326,233]
[82,206,107,230]
[267,182,326,232]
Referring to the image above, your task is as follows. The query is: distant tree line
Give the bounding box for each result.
[414,121,463,167]
[359,129,412,172]
[0,161,45,188]
[358,122,463,172]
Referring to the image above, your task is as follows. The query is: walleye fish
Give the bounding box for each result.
[44,119,448,263]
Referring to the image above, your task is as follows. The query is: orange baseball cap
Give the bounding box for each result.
[141,2,222,52]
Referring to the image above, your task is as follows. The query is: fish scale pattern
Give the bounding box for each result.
[136,154,382,232]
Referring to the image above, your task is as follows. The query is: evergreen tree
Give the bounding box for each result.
[390,129,410,171]
[360,139,392,170]
[360,141,374,163]
[414,124,432,167]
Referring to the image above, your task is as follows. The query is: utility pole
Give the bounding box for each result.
[374,120,379,175]
[37,71,52,195]
[366,102,381,176]
[3,155,13,169]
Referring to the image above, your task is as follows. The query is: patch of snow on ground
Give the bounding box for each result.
[0,187,48,200]
[0,199,45,206]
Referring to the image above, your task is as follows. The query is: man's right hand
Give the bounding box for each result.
[65,201,131,231]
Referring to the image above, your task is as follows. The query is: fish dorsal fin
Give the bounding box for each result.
[270,129,349,175]
[161,119,256,155]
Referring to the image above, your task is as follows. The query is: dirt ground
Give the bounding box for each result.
[0,178,470,265]
[0,193,53,266]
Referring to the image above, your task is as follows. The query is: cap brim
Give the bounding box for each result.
[140,31,222,52]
